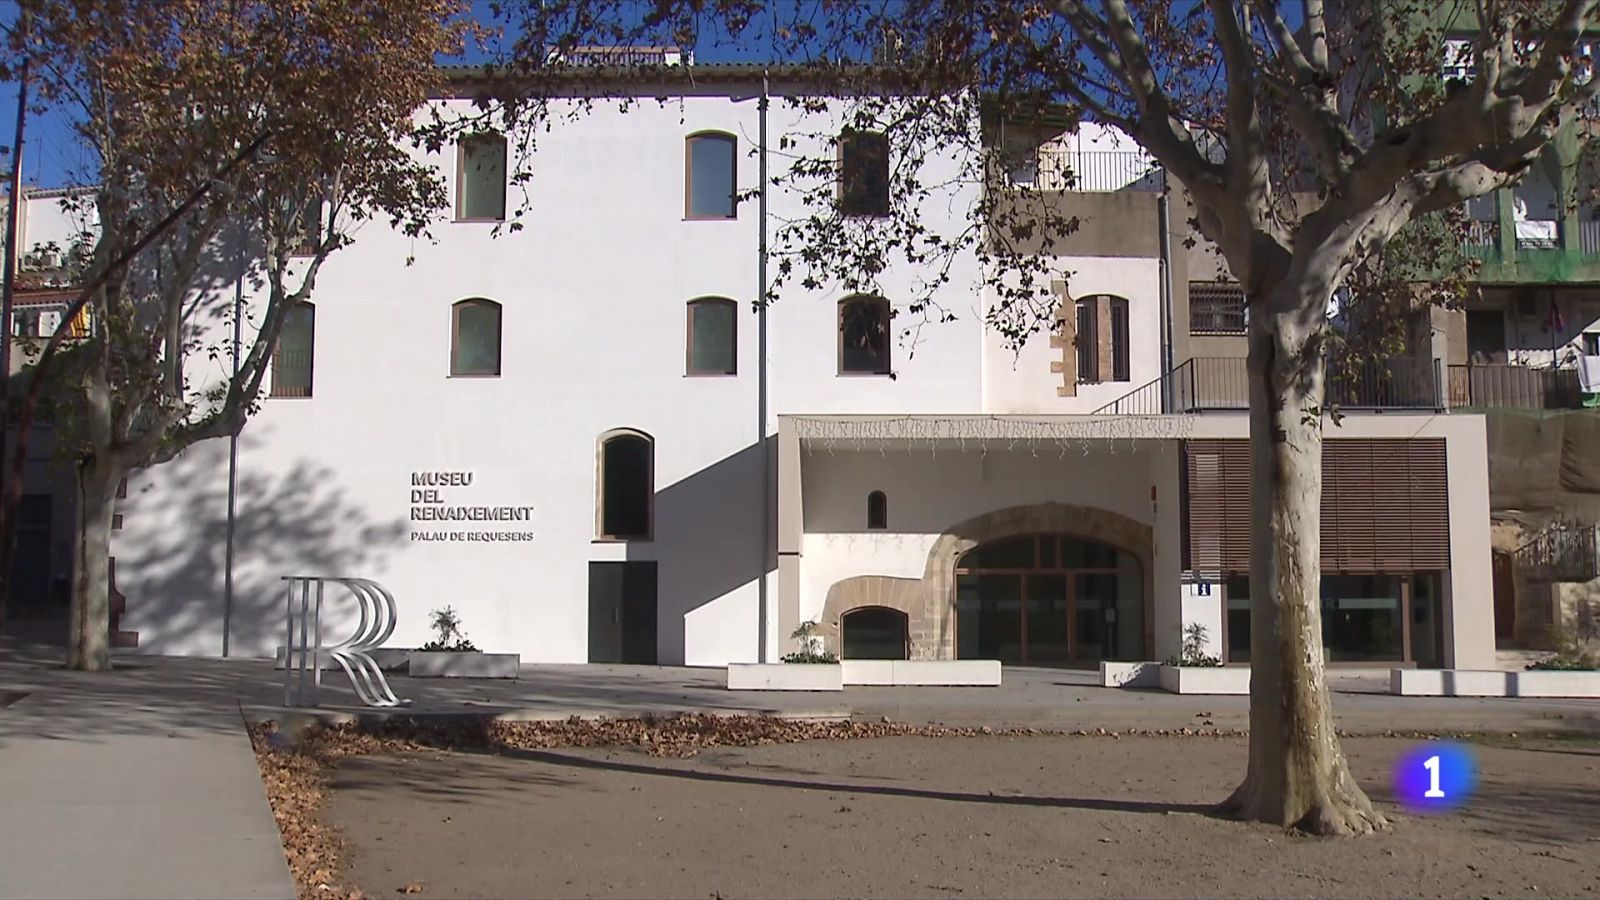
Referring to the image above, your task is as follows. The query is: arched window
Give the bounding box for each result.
[685,132,737,219]
[270,301,315,398]
[686,297,737,375]
[841,607,908,660]
[457,132,507,221]
[866,491,888,530]
[451,298,502,377]
[597,430,653,540]
[839,295,891,375]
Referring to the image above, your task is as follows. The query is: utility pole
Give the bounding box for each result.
[0,10,31,624]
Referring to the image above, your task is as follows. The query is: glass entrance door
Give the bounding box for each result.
[954,533,1143,665]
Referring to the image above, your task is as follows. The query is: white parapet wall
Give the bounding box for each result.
[408,652,521,679]
[727,663,844,691]
[1099,661,1162,688]
[1158,665,1251,695]
[1509,670,1600,698]
[1389,669,1512,697]
[728,660,1002,691]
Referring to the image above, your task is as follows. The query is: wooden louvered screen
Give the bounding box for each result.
[1183,438,1449,575]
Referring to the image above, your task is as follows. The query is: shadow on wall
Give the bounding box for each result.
[629,440,772,665]
[121,446,407,657]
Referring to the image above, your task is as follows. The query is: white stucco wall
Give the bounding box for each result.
[116,88,989,665]
[983,256,1162,414]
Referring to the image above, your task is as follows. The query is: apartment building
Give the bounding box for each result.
[8,63,1497,670]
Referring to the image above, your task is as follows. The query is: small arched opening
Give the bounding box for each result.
[840,606,909,660]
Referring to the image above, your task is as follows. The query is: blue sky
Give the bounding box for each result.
[0,0,797,189]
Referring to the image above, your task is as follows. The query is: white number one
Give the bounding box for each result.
[1423,755,1446,798]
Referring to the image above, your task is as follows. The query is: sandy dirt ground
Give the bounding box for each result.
[327,735,1600,899]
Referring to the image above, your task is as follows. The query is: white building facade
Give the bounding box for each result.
[33,67,1493,671]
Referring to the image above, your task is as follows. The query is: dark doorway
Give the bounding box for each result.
[8,495,53,616]
[841,606,908,659]
[588,561,658,664]
[1466,310,1509,363]
[1492,551,1516,642]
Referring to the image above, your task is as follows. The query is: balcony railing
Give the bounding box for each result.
[1012,149,1161,192]
[1581,219,1600,256]
[1094,357,1444,415]
[1515,521,1600,583]
[1461,220,1499,254]
[1445,363,1584,410]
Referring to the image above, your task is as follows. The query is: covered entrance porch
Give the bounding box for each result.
[775,414,1190,665]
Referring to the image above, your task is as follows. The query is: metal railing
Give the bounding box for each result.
[1445,363,1584,410]
[1461,220,1499,253]
[1094,356,1444,415]
[1581,219,1600,256]
[1014,149,1162,192]
[1515,522,1600,583]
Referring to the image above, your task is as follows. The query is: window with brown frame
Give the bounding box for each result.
[1075,298,1098,384]
[839,295,891,375]
[270,302,314,398]
[456,133,507,221]
[838,129,890,217]
[1190,282,1247,334]
[685,132,737,219]
[1109,296,1130,382]
[866,491,888,530]
[290,195,322,257]
[686,297,737,375]
[598,430,653,540]
[451,298,502,377]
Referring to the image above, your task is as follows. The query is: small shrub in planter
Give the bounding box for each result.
[781,619,839,664]
[1164,622,1224,667]
[1526,622,1599,671]
[419,606,479,652]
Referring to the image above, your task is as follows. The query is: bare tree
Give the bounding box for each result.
[2,0,462,670]
[472,0,1598,833]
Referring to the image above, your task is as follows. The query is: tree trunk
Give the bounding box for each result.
[1220,285,1388,836]
[67,457,119,671]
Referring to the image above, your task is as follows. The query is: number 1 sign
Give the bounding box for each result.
[1393,743,1477,813]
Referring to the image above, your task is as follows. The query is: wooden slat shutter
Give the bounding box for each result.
[1183,438,1450,575]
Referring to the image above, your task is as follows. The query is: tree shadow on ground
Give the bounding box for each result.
[483,743,1220,817]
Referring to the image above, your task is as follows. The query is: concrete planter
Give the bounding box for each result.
[726,663,844,691]
[1159,665,1250,695]
[407,652,521,679]
[1509,669,1600,698]
[878,660,1001,686]
[1099,661,1161,688]
[839,660,895,685]
[1389,669,1510,697]
[274,646,410,672]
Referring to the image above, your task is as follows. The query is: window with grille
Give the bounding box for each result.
[1189,282,1247,334]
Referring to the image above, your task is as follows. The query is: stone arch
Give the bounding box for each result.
[814,502,1155,660]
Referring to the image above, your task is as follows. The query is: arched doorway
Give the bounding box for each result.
[840,607,909,660]
[954,533,1144,665]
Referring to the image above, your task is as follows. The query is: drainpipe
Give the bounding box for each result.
[756,70,771,663]
[222,231,241,656]
[1157,171,1176,413]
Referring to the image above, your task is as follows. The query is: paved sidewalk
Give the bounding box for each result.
[0,641,294,900]
[3,638,1598,900]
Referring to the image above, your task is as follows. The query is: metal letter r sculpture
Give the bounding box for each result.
[283,576,411,708]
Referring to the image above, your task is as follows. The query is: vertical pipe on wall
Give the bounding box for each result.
[1157,171,1175,413]
[222,233,242,656]
[756,71,771,663]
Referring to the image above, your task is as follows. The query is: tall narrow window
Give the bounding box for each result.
[451,298,502,377]
[457,133,507,221]
[271,302,315,398]
[686,297,737,375]
[1109,296,1130,382]
[839,295,891,375]
[1075,298,1098,384]
[838,130,890,217]
[866,491,888,530]
[598,430,653,540]
[685,132,737,219]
